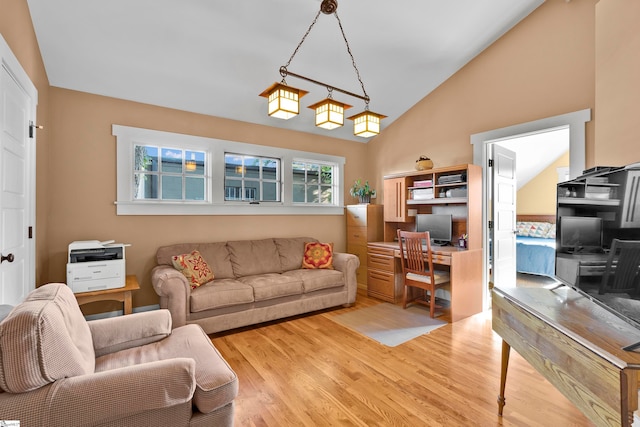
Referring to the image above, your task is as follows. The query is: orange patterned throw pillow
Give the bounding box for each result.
[302,242,334,269]
[171,250,214,289]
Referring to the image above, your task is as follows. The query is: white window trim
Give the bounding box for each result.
[113,125,345,215]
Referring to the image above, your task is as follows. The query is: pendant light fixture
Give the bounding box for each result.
[259,0,384,137]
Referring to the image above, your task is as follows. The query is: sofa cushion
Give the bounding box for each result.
[283,269,345,293]
[171,250,214,289]
[157,242,235,279]
[0,283,95,393]
[190,279,254,312]
[227,238,282,277]
[302,242,334,269]
[238,274,304,301]
[95,324,238,415]
[274,237,318,272]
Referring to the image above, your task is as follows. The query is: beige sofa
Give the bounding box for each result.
[152,237,359,334]
[0,283,238,426]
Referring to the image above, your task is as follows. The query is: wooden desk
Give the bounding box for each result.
[75,275,140,315]
[492,286,640,427]
[367,241,483,322]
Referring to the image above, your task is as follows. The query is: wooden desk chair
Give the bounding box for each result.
[397,230,451,318]
[598,239,640,295]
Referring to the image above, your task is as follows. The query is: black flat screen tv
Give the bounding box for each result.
[415,214,452,245]
[558,216,603,253]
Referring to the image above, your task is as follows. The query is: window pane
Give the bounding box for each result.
[293,183,305,202]
[162,175,182,200]
[263,159,278,180]
[292,162,306,184]
[306,186,319,203]
[320,185,332,204]
[262,182,278,201]
[186,177,205,200]
[225,154,243,178]
[162,148,183,173]
[134,173,158,199]
[134,145,158,172]
[185,150,205,175]
[321,166,333,184]
[307,165,319,184]
[244,156,260,179]
[245,181,259,201]
[225,178,242,200]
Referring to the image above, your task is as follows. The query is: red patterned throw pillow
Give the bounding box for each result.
[302,242,334,269]
[171,250,214,289]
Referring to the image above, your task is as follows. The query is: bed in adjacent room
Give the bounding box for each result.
[516,215,556,277]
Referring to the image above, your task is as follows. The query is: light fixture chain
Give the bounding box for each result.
[334,11,369,104]
[284,10,322,68]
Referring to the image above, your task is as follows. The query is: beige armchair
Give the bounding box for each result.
[0,283,238,426]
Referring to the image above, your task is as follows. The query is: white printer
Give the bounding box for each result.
[66,240,128,293]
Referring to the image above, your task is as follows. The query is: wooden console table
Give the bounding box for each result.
[75,275,140,315]
[492,286,640,426]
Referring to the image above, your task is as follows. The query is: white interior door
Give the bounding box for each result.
[492,144,517,288]
[0,36,36,305]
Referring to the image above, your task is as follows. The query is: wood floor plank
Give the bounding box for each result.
[211,290,593,426]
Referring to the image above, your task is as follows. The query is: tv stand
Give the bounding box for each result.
[493,286,640,426]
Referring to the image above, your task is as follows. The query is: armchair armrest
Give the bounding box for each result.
[44,358,196,426]
[152,265,192,327]
[332,252,360,304]
[88,309,173,357]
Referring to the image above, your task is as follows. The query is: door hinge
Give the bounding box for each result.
[29,121,44,139]
[488,159,494,167]
[28,226,33,239]
[488,220,493,229]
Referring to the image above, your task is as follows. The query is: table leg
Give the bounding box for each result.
[124,291,132,315]
[498,339,511,416]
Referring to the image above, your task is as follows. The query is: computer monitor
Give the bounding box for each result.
[559,216,603,253]
[415,214,453,245]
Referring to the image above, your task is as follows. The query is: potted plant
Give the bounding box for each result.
[350,179,375,204]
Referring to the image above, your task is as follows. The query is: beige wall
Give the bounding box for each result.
[368,0,597,203]
[0,0,51,285]
[595,0,640,165]
[47,88,367,309]
[517,151,569,215]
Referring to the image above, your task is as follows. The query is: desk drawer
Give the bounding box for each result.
[368,252,394,271]
[347,227,368,246]
[346,205,368,227]
[432,253,452,266]
[367,269,395,302]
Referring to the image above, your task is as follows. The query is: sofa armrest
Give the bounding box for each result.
[152,265,192,328]
[332,252,360,304]
[45,358,196,426]
[88,309,173,357]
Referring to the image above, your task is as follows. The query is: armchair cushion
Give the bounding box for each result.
[0,283,95,393]
[89,309,173,357]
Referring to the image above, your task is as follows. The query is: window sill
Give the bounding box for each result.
[115,201,345,216]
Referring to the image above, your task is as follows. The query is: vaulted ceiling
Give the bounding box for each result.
[26,0,544,142]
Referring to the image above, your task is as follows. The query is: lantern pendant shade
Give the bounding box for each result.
[307,99,351,130]
[348,110,387,138]
[259,82,308,120]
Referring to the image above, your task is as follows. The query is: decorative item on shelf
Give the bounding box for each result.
[415,156,434,171]
[259,0,385,138]
[350,179,375,204]
[458,234,468,249]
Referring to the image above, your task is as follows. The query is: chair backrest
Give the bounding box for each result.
[600,239,640,293]
[397,230,434,277]
[0,283,95,393]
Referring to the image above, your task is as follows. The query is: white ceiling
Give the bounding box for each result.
[26,0,544,142]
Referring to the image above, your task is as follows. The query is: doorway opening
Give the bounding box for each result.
[471,109,591,311]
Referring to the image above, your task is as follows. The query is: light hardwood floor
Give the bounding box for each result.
[211,289,592,426]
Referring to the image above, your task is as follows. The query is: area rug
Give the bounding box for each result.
[330,303,447,347]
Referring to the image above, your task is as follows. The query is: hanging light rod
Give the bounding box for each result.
[259,0,385,137]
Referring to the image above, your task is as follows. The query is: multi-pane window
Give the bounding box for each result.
[224,154,280,202]
[134,145,206,201]
[292,161,336,204]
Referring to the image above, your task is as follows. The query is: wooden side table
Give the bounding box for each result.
[75,275,140,315]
